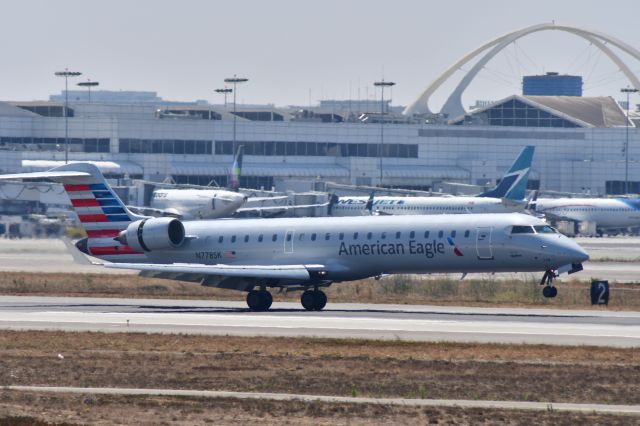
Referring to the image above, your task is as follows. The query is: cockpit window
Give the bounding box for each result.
[534,225,557,234]
[511,225,535,234]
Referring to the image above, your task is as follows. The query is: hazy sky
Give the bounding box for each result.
[2,0,639,110]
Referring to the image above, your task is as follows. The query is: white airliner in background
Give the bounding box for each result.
[0,162,589,311]
[332,146,535,216]
[532,196,640,230]
[129,145,247,220]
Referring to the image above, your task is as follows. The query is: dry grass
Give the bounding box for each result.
[1,271,640,309]
[1,331,639,406]
[2,392,635,426]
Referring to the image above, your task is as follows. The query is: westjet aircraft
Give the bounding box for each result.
[0,162,588,311]
[332,146,534,216]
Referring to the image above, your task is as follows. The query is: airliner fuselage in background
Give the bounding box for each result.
[331,145,535,216]
[0,162,589,312]
[148,188,246,219]
[534,197,640,229]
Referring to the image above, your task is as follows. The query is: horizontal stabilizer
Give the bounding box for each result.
[104,262,325,280]
[0,171,91,181]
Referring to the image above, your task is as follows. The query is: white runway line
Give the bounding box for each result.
[4,386,640,416]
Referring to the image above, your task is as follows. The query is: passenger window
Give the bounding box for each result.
[353,232,358,240]
[299,233,305,241]
[367,232,372,240]
[450,230,456,238]
[286,233,292,242]
[272,234,277,242]
[311,233,317,241]
[464,230,470,238]
[325,233,330,240]
[244,235,249,243]
[396,231,401,239]
[511,225,535,234]
[534,225,557,234]
[381,232,386,239]
[339,232,344,240]
[258,234,263,242]
[438,231,443,238]
[231,235,237,243]
[424,231,429,238]
[410,231,415,239]
[218,236,223,243]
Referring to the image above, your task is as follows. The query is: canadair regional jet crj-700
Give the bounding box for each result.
[333,146,534,216]
[0,163,588,311]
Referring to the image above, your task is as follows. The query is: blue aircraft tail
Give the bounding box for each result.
[478,145,535,200]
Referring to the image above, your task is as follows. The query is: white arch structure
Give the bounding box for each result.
[403,23,640,118]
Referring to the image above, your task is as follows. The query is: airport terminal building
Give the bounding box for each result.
[0,91,638,199]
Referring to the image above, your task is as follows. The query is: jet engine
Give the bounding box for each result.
[116,217,185,252]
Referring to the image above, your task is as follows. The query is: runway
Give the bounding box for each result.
[1,295,639,347]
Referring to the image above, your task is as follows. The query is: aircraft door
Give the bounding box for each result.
[284,229,294,254]
[476,227,493,260]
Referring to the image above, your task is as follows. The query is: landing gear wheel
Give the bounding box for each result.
[542,286,557,298]
[301,290,327,311]
[259,289,273,310]
[314,291,327,311]
[247,289,272,311]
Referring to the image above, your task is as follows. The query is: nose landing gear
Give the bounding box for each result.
[540,269,558,298]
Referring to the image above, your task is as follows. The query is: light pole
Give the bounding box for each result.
[223,76,248,155]
[622,87,638,194]
[77,80,99,103]
[215,88,232,109]
[374,80,395,186]
[55,69,82,163]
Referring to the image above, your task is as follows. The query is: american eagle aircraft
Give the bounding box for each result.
[332,146,535,216]
[0,162,588,311]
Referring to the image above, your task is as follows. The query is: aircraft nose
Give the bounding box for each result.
[564,240,590,263]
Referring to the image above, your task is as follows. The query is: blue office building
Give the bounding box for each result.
[523,72,583,96]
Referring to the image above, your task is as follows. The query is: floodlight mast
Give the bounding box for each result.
[215,88,232,108]
[77,80,99,103]
[374,80,395,186]
[622,87,638,194]
[55,69,82,163]
[223,76,249,155]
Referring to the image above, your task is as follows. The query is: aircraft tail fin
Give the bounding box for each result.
[228,145,244,191]
[478,145,535,200]
[0,163,147,259]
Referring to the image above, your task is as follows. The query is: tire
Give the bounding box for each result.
[549,286,558,298]
[542,286,554,298]
[246,290,263,311]
[259,290,273,310]
[314,291,327,311]
[301,290,316,311]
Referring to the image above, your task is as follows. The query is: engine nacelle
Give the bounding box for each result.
[117,217,185,252]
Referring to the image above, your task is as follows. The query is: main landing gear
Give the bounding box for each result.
[301,289,327,311]
[540,269,558,298]
[246,289,273,311]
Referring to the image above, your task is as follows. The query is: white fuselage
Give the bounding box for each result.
[150,189,246,220]
[535,198,640,228]
[124,213,587,283]
[333,196,524,216]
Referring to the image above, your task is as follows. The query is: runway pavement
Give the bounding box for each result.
[0,295,638,347]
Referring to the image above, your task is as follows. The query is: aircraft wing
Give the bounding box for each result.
[126,205,181,219]
[104,262,325,280]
